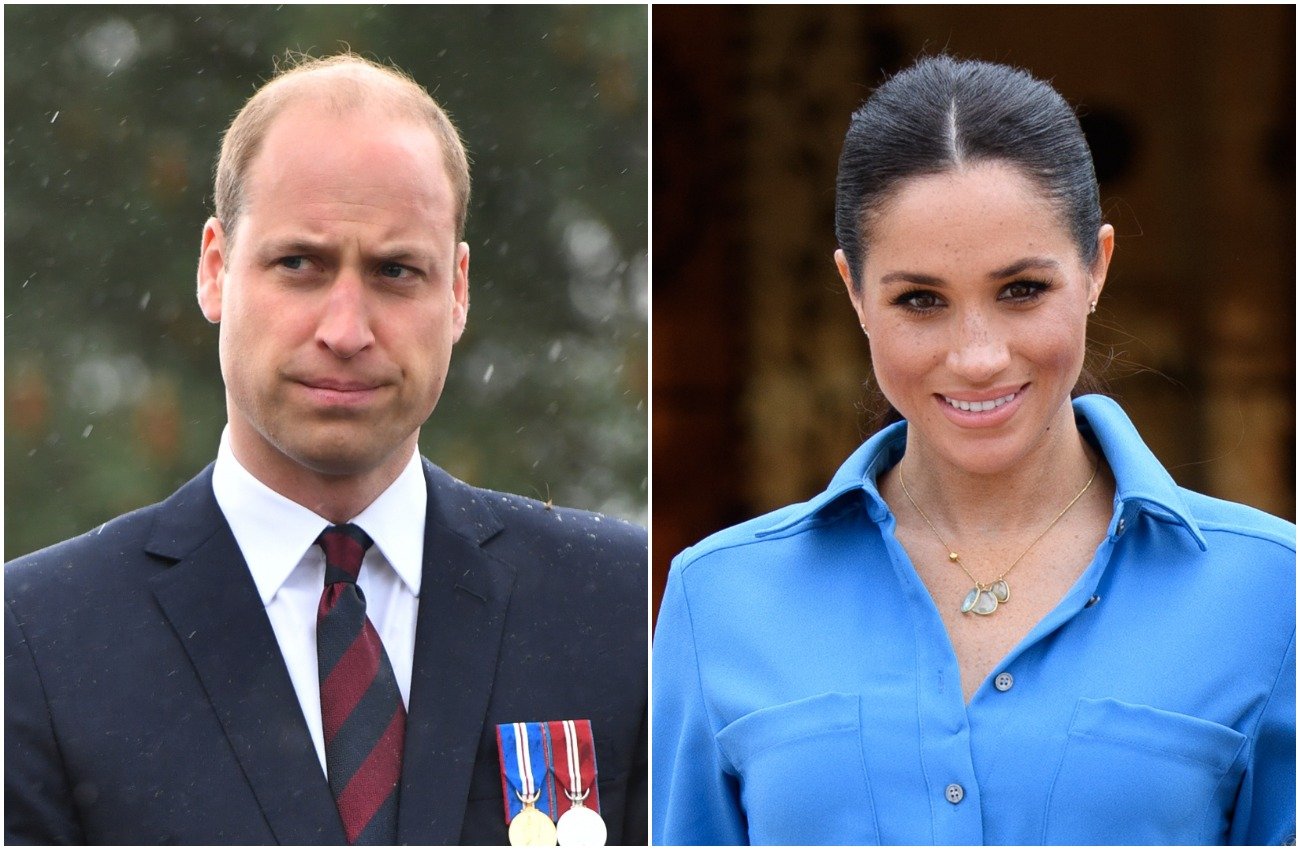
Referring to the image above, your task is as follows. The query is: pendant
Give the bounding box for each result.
[960,580,1009,616]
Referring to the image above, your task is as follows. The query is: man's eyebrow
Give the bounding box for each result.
[261,237,330,256]
[257,239,437,263]
[373,245,436,261]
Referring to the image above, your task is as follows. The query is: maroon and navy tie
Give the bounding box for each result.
[316,524,405,844]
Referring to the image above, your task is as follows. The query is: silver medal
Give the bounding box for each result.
[556,802,607,846]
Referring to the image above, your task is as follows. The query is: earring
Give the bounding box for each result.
[1089,301,1097,315]
[860,323,869,339]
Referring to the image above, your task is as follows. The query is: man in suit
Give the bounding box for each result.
[5,54,646,845]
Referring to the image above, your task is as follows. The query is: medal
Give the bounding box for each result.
[509,791,558,847]
[549,719,606,846]
[497,719,603,846]
[556,795,607,846]
[497,722,558,846]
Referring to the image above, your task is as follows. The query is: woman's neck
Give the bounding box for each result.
[887,408,1103,541]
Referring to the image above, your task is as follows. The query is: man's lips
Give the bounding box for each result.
[291,377,388,406]
[297,378,383,392]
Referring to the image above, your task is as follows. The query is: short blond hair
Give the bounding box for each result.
[213,52,471,241]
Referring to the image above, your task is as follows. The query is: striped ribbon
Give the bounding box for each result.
[496,721,558,824]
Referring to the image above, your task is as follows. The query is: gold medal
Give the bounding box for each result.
[508,793,558,847]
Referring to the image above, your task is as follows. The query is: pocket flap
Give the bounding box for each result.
[1069,697,1246,773]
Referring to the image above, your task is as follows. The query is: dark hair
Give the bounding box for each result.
[835,55,1101,290]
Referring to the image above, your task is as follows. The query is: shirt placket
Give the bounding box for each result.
[875,500,1127,845]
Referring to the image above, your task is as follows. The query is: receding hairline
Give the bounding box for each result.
[214,54,472,243]
[255,60,427,112]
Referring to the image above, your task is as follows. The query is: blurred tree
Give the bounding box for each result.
[4,5,648,559]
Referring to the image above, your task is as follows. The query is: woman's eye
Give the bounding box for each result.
[895,290,941,312]
[1002,280,1049,301]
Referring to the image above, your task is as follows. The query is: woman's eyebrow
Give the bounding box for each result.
[988,257,1061,279]
[879,270,945,287]
[878,257,1062,287]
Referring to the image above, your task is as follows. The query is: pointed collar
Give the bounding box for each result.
[211,428,427,604]
[757,394,1206,549]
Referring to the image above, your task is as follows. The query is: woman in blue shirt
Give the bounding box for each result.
[652,56,1295,845]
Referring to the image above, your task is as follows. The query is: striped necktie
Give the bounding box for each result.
[315,524,405,844]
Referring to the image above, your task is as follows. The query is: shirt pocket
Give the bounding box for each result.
[1043,697,1247,844]
[714,692,879,845]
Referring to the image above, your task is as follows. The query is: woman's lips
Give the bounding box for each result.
[935,385,1027,426]
[942,389,1019,412]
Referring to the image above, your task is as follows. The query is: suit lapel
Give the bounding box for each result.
[398,460,514,844]
[147,468,344,845]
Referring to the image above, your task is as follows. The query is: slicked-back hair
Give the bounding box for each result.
[213,52,471,244]
[835,55,1101,292]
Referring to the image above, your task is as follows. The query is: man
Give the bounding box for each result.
[5,54,646,845]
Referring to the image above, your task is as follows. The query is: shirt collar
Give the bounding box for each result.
[211,428,427,604]
[757,394,1205,549]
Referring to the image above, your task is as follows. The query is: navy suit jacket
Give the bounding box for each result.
[5,459,647,844]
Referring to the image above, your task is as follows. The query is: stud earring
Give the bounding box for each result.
[1089,301,1097,315]
[860,323,869,339]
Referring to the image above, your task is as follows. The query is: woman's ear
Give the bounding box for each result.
[835,249,866,325]
[1089,223,1115,306]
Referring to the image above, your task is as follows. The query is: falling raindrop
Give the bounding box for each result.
[81,17,142,74]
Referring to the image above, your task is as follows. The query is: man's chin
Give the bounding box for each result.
[272,425,415,480]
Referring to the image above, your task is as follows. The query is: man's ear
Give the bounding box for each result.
[197,217,227,323]
[450,241,470,343]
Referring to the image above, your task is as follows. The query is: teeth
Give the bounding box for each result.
[945,392,1017,412]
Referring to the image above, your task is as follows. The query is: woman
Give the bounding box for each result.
[652,56,1294,846]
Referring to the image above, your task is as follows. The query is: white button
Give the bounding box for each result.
[1116,518,1127,535]
[945,783,965,804]
[994,672,1014,691]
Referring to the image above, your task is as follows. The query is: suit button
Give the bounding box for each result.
[945,783,965,804]
[994,672,1014,691]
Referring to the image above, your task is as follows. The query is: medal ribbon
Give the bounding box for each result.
[495,722,558,826]
[545,719,600,817]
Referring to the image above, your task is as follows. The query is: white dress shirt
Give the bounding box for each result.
[211,428,425,774]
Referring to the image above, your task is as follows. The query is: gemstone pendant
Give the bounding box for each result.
[960,585,1000,616]
[991,580,1010,603]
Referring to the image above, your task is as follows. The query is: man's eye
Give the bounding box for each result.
[379,262,415,280]
[278,256,307,271]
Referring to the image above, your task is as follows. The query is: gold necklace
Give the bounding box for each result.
[897,457,1100,616]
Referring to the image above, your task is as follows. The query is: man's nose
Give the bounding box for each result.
[316,272,375,359]
[946,310,1011,382]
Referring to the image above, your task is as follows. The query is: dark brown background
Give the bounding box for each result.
[652,5,1295,619]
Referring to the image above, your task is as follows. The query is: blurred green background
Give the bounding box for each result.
[5,5,648,560]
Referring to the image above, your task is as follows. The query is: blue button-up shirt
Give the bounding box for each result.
[653,395,1295,845]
